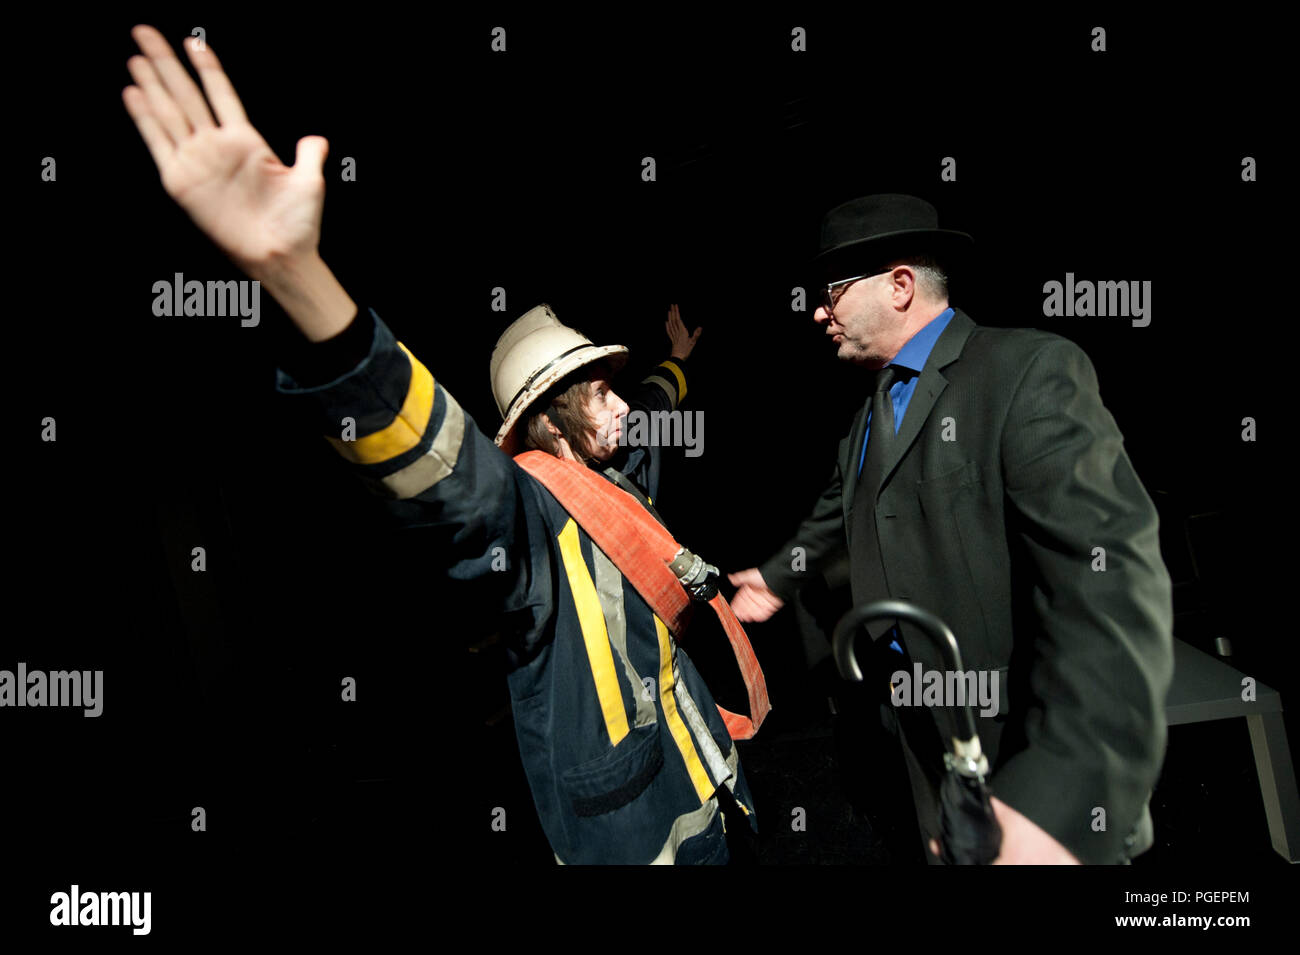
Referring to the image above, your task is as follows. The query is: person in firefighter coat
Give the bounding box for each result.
[120,23,761,864]
[277,302,760,864]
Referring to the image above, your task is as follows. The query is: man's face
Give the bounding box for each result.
[583,376,630,462]
[813,270,896,367]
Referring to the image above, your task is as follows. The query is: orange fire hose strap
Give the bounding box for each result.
[514,451,770,739]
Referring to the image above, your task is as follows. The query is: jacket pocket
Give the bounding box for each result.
[916,460,982,506]
[560,722,665,818]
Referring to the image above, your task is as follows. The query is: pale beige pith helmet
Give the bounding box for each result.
[490,304,628,456]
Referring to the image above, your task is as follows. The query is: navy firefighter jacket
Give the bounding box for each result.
[274,306,758,864]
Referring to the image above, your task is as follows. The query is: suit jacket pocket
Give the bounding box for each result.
[560,722,665,818]
[916,460,982,512]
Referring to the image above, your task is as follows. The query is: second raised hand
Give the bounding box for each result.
[666,303,703,361]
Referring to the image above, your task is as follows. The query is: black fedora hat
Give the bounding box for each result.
[814,194,973,286]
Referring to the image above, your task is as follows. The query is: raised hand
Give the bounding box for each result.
[666,304,703,361]
[121,25,329,276]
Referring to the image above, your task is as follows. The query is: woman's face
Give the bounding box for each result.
[582,376,630,462]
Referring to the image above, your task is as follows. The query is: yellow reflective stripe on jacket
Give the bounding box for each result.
[557,519,630,746]
[591,546,656,729]
[658,359,687,403]
[641,374,678,409]
[371,385,465,498]
[655,615,713,804]
[327,341,434,464]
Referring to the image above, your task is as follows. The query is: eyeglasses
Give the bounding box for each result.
[821,266,897,314]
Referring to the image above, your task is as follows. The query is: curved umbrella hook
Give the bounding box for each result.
[832,599,989,779]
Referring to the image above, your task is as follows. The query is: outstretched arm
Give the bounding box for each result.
[623,304,699,417]
[121,25,538,603]
[612,304,702,500]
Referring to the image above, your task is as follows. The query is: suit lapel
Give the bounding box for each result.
[844,309,978,522]
[880,309,976,491]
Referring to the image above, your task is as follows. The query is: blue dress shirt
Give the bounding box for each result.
[854,307,955,653]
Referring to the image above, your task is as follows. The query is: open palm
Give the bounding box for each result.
[666,303,702,360]
[122,25,328,273]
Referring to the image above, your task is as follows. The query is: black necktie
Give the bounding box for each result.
[849,365,897,640]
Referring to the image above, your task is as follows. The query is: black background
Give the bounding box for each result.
[5,6,1296,940]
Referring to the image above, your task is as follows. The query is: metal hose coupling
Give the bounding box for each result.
[669,547,720,601]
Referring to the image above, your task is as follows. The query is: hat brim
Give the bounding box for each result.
[813,228,973,286]
[495,344,629,456]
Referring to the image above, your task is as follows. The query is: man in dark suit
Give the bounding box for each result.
[729,195,1174,864]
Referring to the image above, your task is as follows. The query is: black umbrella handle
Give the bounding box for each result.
[832,599,988,778]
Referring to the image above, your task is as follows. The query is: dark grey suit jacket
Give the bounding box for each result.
[758,308,1174,864]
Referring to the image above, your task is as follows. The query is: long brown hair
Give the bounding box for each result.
[522,360,611,465]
